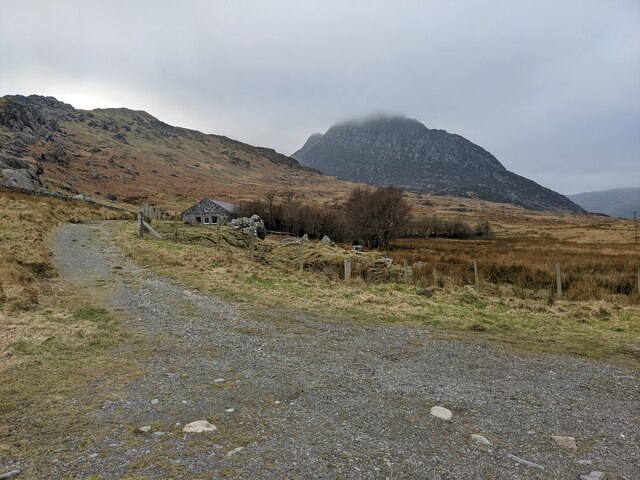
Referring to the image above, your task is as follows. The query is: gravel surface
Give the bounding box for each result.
[11,222,639,479]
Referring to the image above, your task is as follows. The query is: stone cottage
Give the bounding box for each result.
[181,198,237,225]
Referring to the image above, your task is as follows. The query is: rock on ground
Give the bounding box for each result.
[430,406,453,420]
[182,420,217,433]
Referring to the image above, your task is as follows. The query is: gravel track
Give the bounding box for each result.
[21,222,639,478]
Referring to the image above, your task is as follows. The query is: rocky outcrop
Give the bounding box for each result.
[230,214,266,239]
[0,167,43,190]
[293,116,584,213]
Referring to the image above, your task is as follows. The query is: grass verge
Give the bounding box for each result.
[0,190,139,471]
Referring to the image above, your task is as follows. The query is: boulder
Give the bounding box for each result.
[1,168,42,191]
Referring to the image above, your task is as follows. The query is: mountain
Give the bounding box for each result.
[567,187,640,219]
[292,116,583,213]
[0,94,347,208]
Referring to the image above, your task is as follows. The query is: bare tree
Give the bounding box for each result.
[343,186,410,248]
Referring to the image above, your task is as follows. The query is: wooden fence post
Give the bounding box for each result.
[137,211,143,238]
[637,266,640,296]
[344,257,351,281]
[403,259,409,284]
[473,259,479,288]
[555,262,562,298]
[432,267,437,286]
[217,221,221,252]
[298,242,303,273]
[173,213,178,242]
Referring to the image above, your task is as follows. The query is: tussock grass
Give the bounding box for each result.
[117,220,640,366]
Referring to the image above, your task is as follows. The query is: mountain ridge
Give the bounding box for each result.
[0,94,341,207]
[568,187,640,219]
[293,116,583,213]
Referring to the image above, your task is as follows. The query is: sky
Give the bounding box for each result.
[1,0,638,194]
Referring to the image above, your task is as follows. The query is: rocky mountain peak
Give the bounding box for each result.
[292,116,583,213]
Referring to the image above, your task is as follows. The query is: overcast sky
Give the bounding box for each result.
[1,0,638,194]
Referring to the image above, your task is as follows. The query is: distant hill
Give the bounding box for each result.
[292,116,584,213]
[567,187,640,219]
[0,94,348,208]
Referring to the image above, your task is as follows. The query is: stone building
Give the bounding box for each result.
[181,198,237,225]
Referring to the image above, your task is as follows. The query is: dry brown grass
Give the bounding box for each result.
[0,190,131,311]
[389,236,640,303]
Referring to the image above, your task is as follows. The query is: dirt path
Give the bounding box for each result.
[29,222,640,478]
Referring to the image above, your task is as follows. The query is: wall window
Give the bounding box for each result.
[203,217,210,224]
[212,216,218,224]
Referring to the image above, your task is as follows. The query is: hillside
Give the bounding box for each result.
[568,187,640,219]
[292,116,583,213]
[0,95,351,209]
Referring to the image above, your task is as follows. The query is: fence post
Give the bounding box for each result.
[250,233,255,261]
[473,259,479,288]
[403,259,409,284]
[137,211,144,238]
[173,213,178,242]
[432,267,437,286]
[217,221,221,252]
[555,262,562,298]
[298,242,303,273]
[637,266,640,296]
[344,257,351,281]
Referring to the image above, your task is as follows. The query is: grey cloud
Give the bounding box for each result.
[0,0,638,194]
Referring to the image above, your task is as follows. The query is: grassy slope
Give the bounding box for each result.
[116,220,640,367]
[0,191,140,466]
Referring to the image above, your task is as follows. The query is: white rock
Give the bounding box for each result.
[182,420,217,433]
[139,426,152,433]
[226,447,244,456]
[430,406,452,420]
[580,472,605,480]
[274,401,281,405]
[471,434,491,446]
[225,408,235,413]
[214,378,224,383]
[551,435,577,451]
[150,398,159,405]
[88,453,98,458]
[577,460,593,465]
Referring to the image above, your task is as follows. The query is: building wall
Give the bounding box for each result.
[182,199,232,225]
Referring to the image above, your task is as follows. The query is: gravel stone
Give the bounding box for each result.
[551,435,577,451]
[26,221,638,480]
[506,453,545,470]
[580,472,606,480]
[0,470,21,479]
[182,420,217,433]
[430,405,452,420]
[471,434,491,446]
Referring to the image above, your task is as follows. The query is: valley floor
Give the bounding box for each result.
[2,221,638,479]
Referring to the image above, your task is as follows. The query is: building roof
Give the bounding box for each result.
[208,199,237,212]
[181,198,238,216]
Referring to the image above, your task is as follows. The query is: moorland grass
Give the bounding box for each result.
[116,220,640,366]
